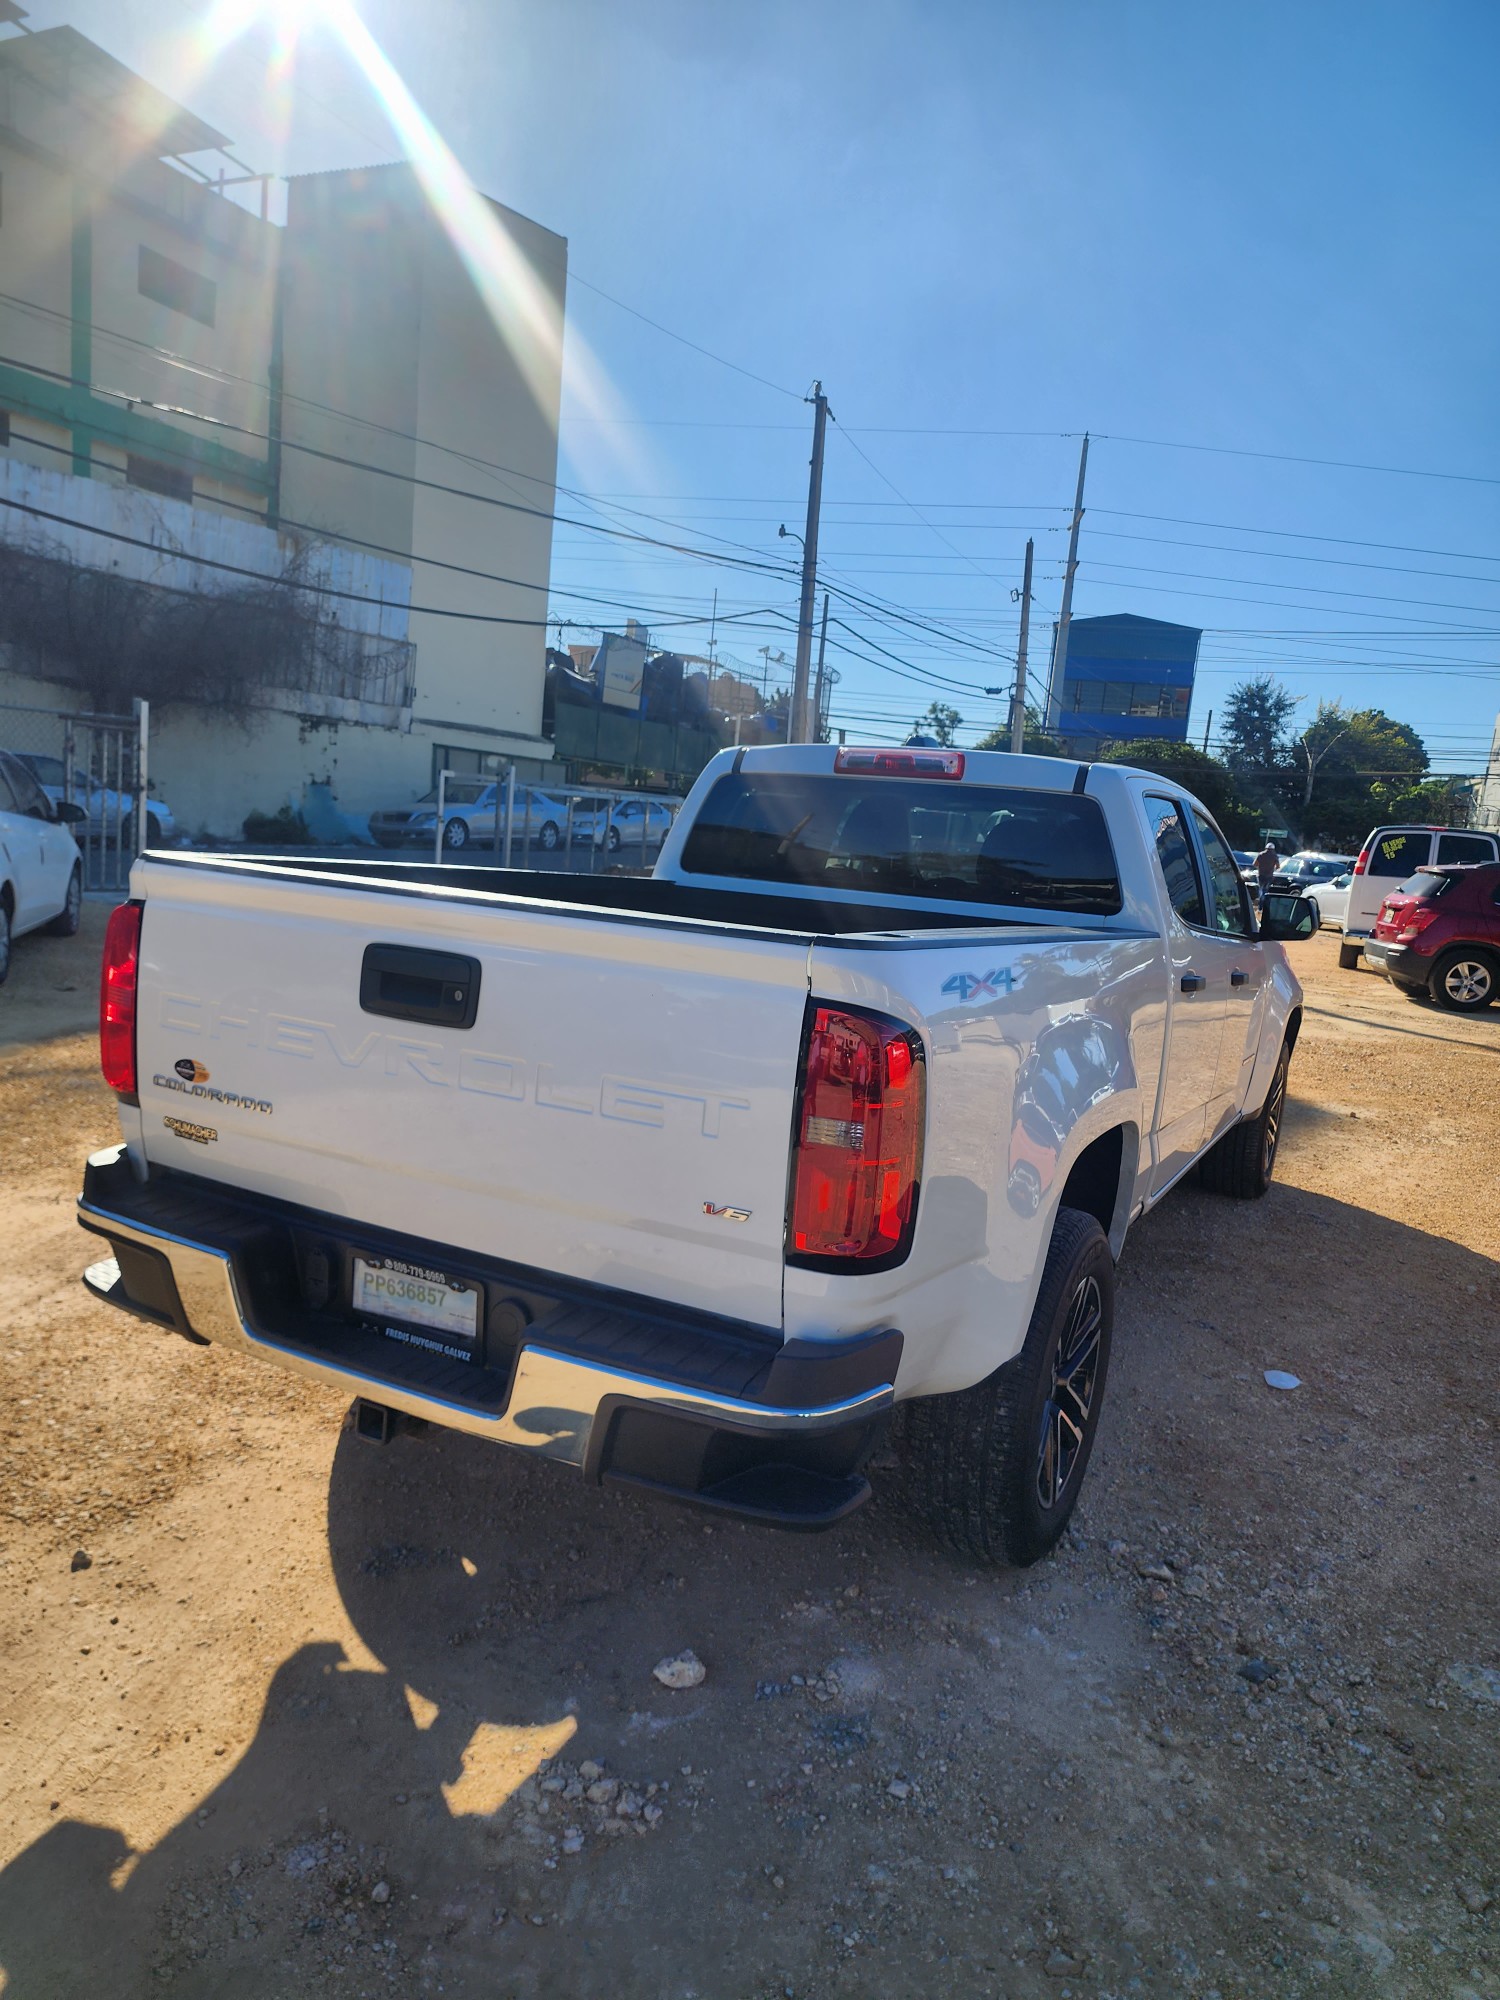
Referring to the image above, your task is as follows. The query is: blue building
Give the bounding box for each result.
[1047,613,1201,752]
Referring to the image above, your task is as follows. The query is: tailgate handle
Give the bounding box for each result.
[360,944,481,1029]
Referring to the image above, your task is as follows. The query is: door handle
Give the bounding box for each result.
[1180,972,1206,993]
[1230,968,1249,987]
[360,943,481,1029]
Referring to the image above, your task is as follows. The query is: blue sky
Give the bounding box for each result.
[28,0,1500,773]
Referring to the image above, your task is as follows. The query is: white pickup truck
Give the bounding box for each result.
[78,746,1316,1564]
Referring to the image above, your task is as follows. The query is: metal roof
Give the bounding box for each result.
[0,25,229,157]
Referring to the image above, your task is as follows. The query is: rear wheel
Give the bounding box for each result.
[48,865,82,937]
[1198,1038,1290,1200]
[538,820,560,851]
[442,818,469,851]
[897,1208,1114,1566]
[1338,940,1363,970]
[1429,949,1498,1012]
[606,824,621,853]
[0,901,11,985]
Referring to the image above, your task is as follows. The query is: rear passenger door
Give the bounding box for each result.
[1142,794,1225,1192]
[1188,806,1267,1131]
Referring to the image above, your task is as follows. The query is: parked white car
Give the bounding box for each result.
[0,748,85,981]
[1313,873,1352,930]
[594,795,677,853]
[15,751,176,847]
[1338,823,1500,967]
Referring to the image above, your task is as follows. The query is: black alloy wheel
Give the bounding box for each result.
[1260,1044,1288,1179]
[1035,1272,1105,1513]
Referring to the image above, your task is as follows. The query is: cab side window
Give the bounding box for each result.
[1191,808,1253,937]
[1143,795,1207,928]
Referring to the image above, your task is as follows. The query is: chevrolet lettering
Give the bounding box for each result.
[79,745,1308,1563]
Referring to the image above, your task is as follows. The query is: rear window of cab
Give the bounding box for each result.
[679,772,1123,915]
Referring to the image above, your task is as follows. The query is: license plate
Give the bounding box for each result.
[352,1257,479,1359]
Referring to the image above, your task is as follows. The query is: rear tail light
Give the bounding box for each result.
[834,747,965,779]
[1395,906,1440,945]
[1352,846,1370,875]
[100,900,143,1100]
[788,1005,926,1268]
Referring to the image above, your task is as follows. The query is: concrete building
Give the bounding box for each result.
[1475,713,1500,832]
[1048,612,1201,755]
[0,16,564,837]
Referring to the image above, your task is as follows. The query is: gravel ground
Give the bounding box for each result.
[0,913,1496,2000]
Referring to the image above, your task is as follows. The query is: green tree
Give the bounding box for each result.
[974,706,1065,756]
[1095,739,1259,841]
[913,700,963,746]
[1296,707,1431,848]
[1220,676,1299,787]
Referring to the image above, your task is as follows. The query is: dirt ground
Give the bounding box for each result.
[0,908,1496,2000]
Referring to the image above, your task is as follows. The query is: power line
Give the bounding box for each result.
[1092,432,1500,489]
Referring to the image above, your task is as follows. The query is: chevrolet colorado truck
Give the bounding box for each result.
[77,746,1316,1564]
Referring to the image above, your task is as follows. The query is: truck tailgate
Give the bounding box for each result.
[132,864,813,1330]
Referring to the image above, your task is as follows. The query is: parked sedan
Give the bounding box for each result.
[372,783,578,853]
[1268,851,1355,895]
[1313,872,1352,930]
[15,751,177,846]
[0,748,86,981]
[595,795,678,853]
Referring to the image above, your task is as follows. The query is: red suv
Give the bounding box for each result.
[1364,861,1500,1011]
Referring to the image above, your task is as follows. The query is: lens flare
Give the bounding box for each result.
[309,0,623,439]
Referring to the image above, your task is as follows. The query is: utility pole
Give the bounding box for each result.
[790,382,830,743]
[1011,538,1034,754]
[810,592,830,743]
[1044,433,1089,731]
[1202,709,1213,755]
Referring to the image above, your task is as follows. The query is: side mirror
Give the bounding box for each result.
[54,798,89,825]
[1259,892,1318,941]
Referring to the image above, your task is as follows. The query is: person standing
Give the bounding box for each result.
[1254,842,1280,894]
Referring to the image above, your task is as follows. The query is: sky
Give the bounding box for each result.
[18,0,1500,774]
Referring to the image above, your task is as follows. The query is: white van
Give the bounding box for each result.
[1339,823,1500,967]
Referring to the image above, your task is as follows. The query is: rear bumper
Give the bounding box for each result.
[77,1147,898,1530]
[1361,940,1428,988]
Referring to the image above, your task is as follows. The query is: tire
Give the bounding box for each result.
[0,900,10,986]
[538,820,560,852]
[442,818,469,851]
[1338,940,1362,970]
[1198,1039,1290,1200]
[146,813,163,847]
[47,865,82,937]
[607,824,621,853]
[1428,948,1499,1012]
[898,1208,1114,1566]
